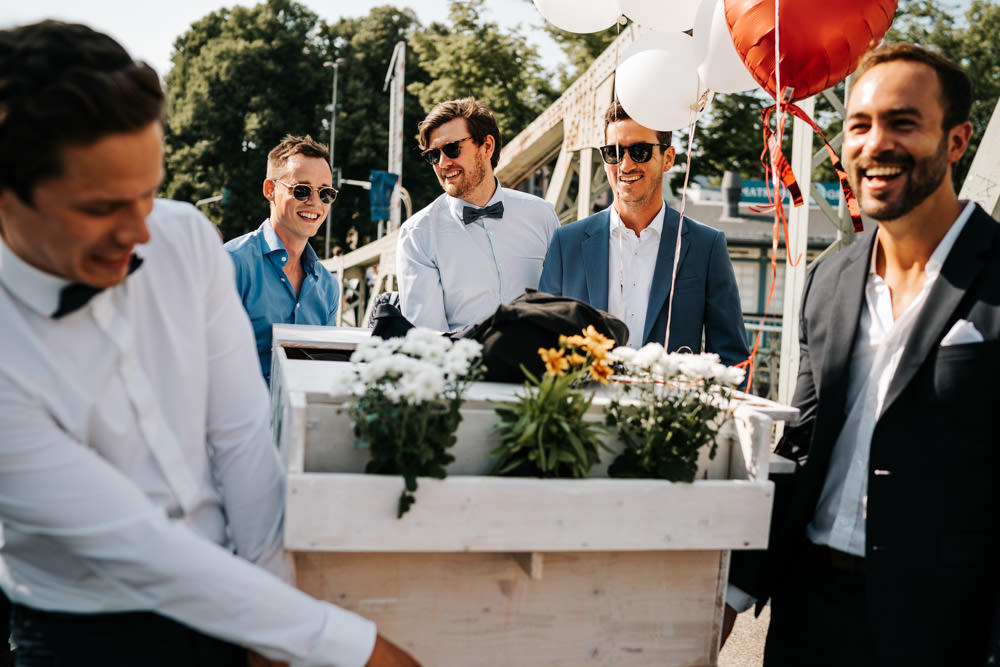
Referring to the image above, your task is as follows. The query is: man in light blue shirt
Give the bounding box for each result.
[397,98,558,331]
[225,135,339,382]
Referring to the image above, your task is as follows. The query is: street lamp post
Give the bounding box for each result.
[322,58,346,259]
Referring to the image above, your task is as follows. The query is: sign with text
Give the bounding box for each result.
[741,180,841,207]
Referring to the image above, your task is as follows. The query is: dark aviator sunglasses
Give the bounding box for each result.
[273,179,338,204]
[599,142,670,165]
[420,136,473,165]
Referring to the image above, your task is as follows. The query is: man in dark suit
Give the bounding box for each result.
[538,101,749,367]
[725,43,1000,666]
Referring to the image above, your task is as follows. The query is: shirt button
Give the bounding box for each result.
[281,255,287,262]
[281,278,286,282]
[296,303,301,308]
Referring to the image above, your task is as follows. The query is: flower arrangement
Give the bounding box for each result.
[491,326,615,478]
[347,328,483,517]
[605,344,746,483]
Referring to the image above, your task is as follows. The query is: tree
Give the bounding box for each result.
[408,0,559,153]
[164,0,331,243]
[324,6,438,245]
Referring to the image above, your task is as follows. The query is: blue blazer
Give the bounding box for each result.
[538,206,749,367]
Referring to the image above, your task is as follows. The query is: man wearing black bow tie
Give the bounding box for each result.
[0,20,417,667]
[396,97,558,331]
[726,44,1000,666]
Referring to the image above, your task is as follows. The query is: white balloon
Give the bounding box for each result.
[533,0,622,34]
[615,32,704,132]
[694,0,759,94]
[620,0,699,32]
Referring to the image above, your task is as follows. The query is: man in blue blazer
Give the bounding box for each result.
[538,101,749,367]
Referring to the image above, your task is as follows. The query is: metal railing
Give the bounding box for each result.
[744,316,783,401]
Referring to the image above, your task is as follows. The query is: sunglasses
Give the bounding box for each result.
[598,143,670,165]
[420,136,473,165]
[272,179,338,204]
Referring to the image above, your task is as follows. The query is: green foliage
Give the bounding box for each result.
[324,6,441,240]
[491,328,615,478]
[163,0,331,243]
[887,0,1000,186]
[354,390,463,517]
[491,368,609,478]
[408,0,559,150]
[605,386,726,483]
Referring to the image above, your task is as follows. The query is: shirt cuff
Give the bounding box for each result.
[298,603,377,667]
[725,583,755,614]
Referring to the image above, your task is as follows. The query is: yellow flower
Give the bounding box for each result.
[567,352,587,367]
[559,333,586,348]
[538,347,569,376]
[588,359,613,384]
[581,325,615,359]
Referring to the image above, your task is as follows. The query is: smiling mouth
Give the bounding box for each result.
[864,165,905,179]
[298,211,321,221]
[618,173,641,183]
[442,169,461,180]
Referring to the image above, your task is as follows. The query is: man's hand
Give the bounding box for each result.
[720,604,739,648]
[366,634,421,666]
[247,651,287,667]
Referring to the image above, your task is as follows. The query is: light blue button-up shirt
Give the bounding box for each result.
[396,180,559,331]
[225,219,339,382]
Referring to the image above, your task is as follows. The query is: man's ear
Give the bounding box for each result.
[947,121,973,164]
[263,178,275,202]
[482,134,496,163]
[662,146,676,173]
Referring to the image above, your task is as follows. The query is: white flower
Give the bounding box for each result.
[632,343,666,371]
[449,338,482,363]
[608,346,636,364]
[719,365,746,387]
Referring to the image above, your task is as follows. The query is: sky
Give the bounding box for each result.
[2,0,564,79]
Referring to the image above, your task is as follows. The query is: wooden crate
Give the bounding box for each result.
[272,325,796,666]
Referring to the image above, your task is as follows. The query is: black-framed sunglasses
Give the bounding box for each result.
[598,142,670,165]
[272,179,338,204]
[420,136,473,165]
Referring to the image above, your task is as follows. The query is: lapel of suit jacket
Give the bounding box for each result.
[582,210,611,311]
[880,205,996,417]
[643,205,689,344]
[817,232,873,428]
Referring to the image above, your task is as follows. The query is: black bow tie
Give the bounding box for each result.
[52,254,144,319]
[462,201,504,225]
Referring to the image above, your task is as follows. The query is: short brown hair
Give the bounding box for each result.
[854,43,972,131]
[266,134,330,179]
[604,100,671,147]
[0,21,165,204]
[418,98,502,168]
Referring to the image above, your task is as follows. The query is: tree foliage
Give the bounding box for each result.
[408,0,559,150]
[164,0,331,243]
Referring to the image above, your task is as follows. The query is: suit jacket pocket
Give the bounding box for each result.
[938,534,1000,566]
[933,339,1000,403]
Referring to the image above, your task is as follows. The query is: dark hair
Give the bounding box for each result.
[418,97,502,168]
[604,100,671,147]
[0,21,165,204]
[854,43,972,130]
[266,134,330,178]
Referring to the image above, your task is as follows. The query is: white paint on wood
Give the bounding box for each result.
[284,473,773,552]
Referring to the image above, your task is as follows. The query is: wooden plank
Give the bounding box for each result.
[284,473,773,552]
[294,550,723,667]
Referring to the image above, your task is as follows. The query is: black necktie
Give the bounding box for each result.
[462,201,504,225]
[52,254,144,318]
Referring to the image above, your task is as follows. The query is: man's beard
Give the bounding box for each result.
[856,135,950,221]
[444,155,488,201]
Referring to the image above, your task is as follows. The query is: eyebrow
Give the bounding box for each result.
[849,105,923,121]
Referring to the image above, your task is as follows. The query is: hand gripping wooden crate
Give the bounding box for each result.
[271,325,796,667]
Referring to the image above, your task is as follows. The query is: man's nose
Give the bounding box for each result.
[113,198,152,246]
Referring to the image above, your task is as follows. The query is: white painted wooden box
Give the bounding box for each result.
[271,324,796,666]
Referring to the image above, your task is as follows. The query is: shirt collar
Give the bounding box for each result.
[0,236,74,317]
[869,200,976,278]
[446,176,504,223]
[261,218,319,274]
[609,201,665,239]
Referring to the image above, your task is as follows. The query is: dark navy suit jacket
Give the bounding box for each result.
[538,206,749,367]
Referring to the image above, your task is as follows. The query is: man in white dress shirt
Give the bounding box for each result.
[0,20,417,667]
[396,97,559,331]
[724,44,1000,666]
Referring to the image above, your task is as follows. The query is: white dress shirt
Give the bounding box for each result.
[0,200,374,666]
[807,200,975,555]
[607,203,665,348]
[397,178,559,331]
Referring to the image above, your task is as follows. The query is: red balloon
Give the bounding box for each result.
[724,0,897,101]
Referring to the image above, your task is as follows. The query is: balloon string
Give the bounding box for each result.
[664,112,699,355]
